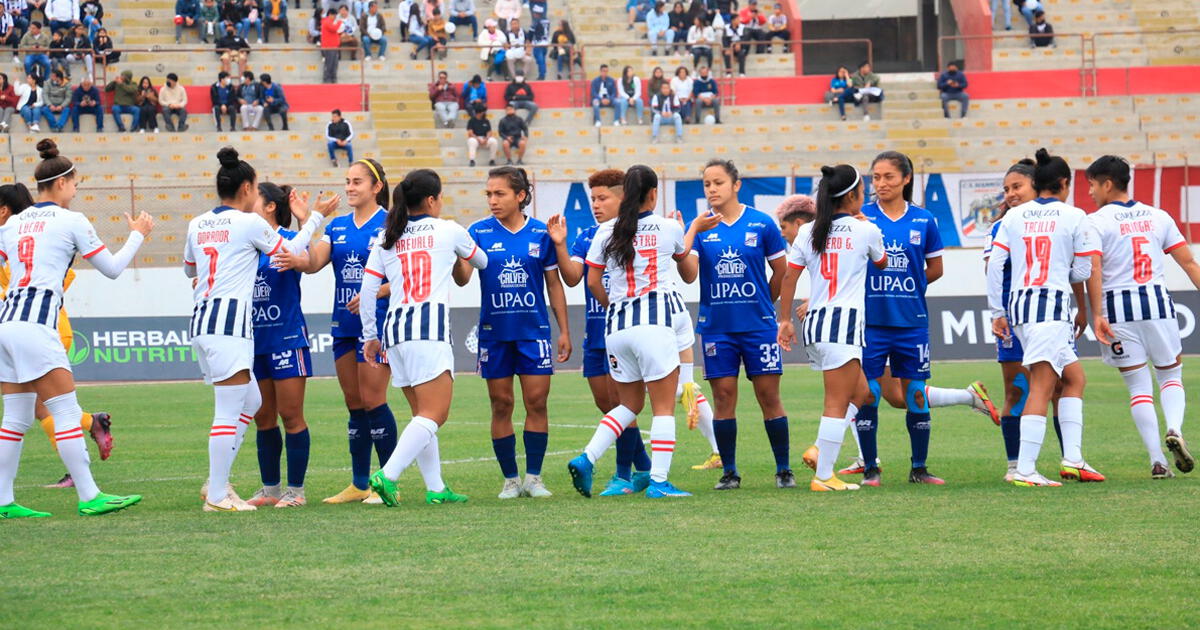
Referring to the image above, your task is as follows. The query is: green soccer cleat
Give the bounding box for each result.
[426,486,469,504]
[78,493,142,516]
[0,502,51,518]
[368,470,400,507]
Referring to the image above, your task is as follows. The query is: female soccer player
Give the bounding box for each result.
[567,165,698,498]
[777,164,887,492]
[987,148,1104,487]
[467,166,570,499]
[0,139,151,518]
[275,159,396,505]
[364,169,485,506]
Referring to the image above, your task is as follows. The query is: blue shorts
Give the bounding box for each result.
[582,347,609,378]
[864,325,931,381]
[253,347,313,381]
[700,330,783,380]
[477,338,554,379]
[996,326,1025,363]
[332,336,386,364]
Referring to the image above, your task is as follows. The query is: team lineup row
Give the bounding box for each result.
[0,140,1194,517]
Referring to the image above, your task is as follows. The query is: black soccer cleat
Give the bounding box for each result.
[775,469,796,488]
[713,471,741,490]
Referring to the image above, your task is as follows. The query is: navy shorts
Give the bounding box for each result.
[996,325,1025,363]
[332,336,386,364]
[700,329,783,380]
[582,347,609,378]
[477,338,554,379]
[864,325,931,381]
[253,347,313,381]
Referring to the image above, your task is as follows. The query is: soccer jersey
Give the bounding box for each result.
[983,218,1013,311]
[253,226,309,355]
[569,223,610,351]
[586,211,686,334]
[184,206,284,339]
[689,205,787,334]
[786,214,886,346]
[468,214,558,341]
[861,202,943,327]
[322,208,389,339]
[1091,199,1186,323]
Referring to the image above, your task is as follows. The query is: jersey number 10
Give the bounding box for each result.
[398,251,432,303]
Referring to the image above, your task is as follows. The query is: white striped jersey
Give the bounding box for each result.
[786,215,885,346]
[184,206,285,339]
[1091,199,1186,323]
[585,211,686,333]
[989,198,1098,326]
[362,215,481,347]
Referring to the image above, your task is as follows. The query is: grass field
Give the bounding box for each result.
[4,358,1199,628]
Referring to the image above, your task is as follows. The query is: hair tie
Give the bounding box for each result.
[36,164,74,184]
[356,159,382,183]
[833,169,860,198]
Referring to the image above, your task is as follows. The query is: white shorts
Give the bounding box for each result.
[385,340,455,388]
[805,341,862,372]
[606,325,680,384]
[1099,318,1182,368]
[0,321,70,383]
[194,335,254,385]
[672,307,695,352]
[1014,321,1077,376]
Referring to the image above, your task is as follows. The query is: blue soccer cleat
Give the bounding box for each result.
[645,480,692,498]
[631,471,651,493]
[599,475,636,496]
[567,454,594,498]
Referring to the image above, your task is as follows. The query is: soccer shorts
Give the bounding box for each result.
[0,321,71,383]
[863,325,931,380]
[700,329,784,380]
[995,323,1025,363]
[1099,318,1182,369]
[477,338,554,379]
[805,341,862,372]
[332,336,386,364]
[582,347,610,378]
[1013,321,1077,376]
[193,334,254,385]
[253,347,313,381]
[386,340,455,388]
[607,324,680,384]
[673,306,696,352]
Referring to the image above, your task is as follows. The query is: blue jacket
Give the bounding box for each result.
[645,9,669,33]
[937,70,967,94]
[176,0,200,19]
[70,84,101,107]
[262,82,287,106]
[462,81,486,103]
[693,76,718,96]
[590,76,616,101]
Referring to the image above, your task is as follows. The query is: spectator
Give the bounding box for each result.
[41,67,68,131]
[220,0,243,30]
[549,20,580,80]
[395,0,410,39]
[0,72,15,132]
[210,71,236,131]
[686,16,714,69]
[615,64,643,125]
[352,0,369,18]
[92,26,117,65]
[850,60,882,120]
[263,0,288,42]
[216,21,251,74]
[669,65,693,122]
[105,69,140,132]
[359,0,386,59]
[504,71,536,123]
[20,21,50,80]
[590,63,618,127]
[646,2,673,57]
[136,75,160,133]
[492,0,519,23]
[239,0,263,43]
[62,23,91,77]
[465,104,497,167]
[46,0,79,35]
[176,0,200,43]
[306,9,321,44]
[764,3,788,52]
[259,72,288,130]
[448,0,476,38]
[406,4,434,60]
[1018,0,1042,29]
[720,14,748,77]
[692,63,720,123]
[937,61,969,118]
[326,108,354,166]
[69,72,100,131]
[0,13,18,69]
[237,69,263,129]
[739,0,767,53]
[650,82,683,143]
[666,2,687,52]
[319,9,339,82]
[476,18,506,80]
[47,29,66,75]
[991,0,1011,31]
[497,103,527,165]
[5,1,28,37]
[159,72,189,131]
[713,0,734,23]
[429,70,458,127]
[422,0,439,21]
[503,17,528,78]
[827,65,851,120]
[427,8,448,58]
[336,4,359,59]
[528,0,547,29]
[460,72,485,112]
[1029,9,1053,48]
[647,64,666,95]
[80,0,101,40]
[198,0,220,42]
[526,11,549,80]
[15,73,42,132]
[626,0,651,31]
[687,0,714,26]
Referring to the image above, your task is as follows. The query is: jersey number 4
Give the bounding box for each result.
[1022,236,1051,286]
[397,251,432,302]
[820,252,838,298]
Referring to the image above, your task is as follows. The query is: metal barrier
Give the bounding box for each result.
[1088,29,1200,95]
[937,32,1088,93]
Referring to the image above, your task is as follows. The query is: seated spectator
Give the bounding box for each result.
[827,65,851,120]
[590,64,618,127]
[176,0,201,43]
[626,0,652,31]
[714,0,735,23]
[775,194,816,242]
[504,71,536,123]
[20,21,50,81]
[42,68,70,132]
[669,65,693,122]
[326,108,354,166]
[720,14,748,77]
[526,12,549,80]
[360,0,387,59]
[47,29,68,76]
[210,70,237,131]
[649,82,683,143]
[686,0,714,26]
[336,4,359,59]
[692,64,720,123]
[159,72,189,132]
[105,70,140,132]
[647,65,666,96]
[6,2,28,37]
[1029,9,1053,48]
[1018,0,1042,29]
[70,73,101,131]
[307,9,322,44]
[764,3,788,52]
[429,70,459,127]
[216,21,251,74]
[687,17,714,69]
[503,18,529,79]
[739,1,768,53]
[260,72,288,130]
[237,70,263,130]
[92,27,119,66]
[221,0,244,31]
[460,72,485,112]
[476,18,507,80]
[81,0,103,40]
[62,24,93,78]
[0,14,19,69]
[549,20,580,80]
[137,75,160,133]
[199,0,221,43]
[423,0,440,21]
[239,0,264,43]
[646,2,673,57]
[47,0,80,35]
[0,73,16,132]
[937,61,969,118]
[448,0,477,39]
[15,73,43,132]
[493,0,519,23]
[465,104,497,167]
[498,103,527,165]
[427,8,448,58]
[667,2,687,53]
[615,65,644,125]
[406,4,435,60]
[850,60,882,120]
[263,0,288,43]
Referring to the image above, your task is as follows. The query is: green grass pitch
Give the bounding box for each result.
[4,359,1199,628]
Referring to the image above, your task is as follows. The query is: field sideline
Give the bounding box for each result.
[5,359,1199,628]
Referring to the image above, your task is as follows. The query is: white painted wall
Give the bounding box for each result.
[794,0,918,20]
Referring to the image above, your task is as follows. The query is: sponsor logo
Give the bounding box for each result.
[488,241,505,252]
[67,330,89,365]
[498,257,530,288]
[253,273,271,302]
[464,325,479,354]
[528,242,541,258]
[909,229,921,245]
[703,233,720,242]
[341,251,365,283]
[608,353,619,370]
[744,232,758,247]
[704,342,717,357]
[715,247,747,278]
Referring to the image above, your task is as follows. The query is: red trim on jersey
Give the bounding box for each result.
[184,260,196,266]
[460,244,479,260]
[873,254,887,265]
[82,245,106,259]
[364,268,385,279]
[672,252,686,261]
[266,237,285,256]
[1074,250,1101,257]
[0,248,7,260]
[787,262,805,270]
[1164,241,1187,254]
[992,242,1010,252]
[585,260,605,269]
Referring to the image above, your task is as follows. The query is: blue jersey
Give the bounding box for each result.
[468,215,558,341]
[862,202,944,328]
[323,208,388,339]
[985,219,1012,310]
[252,227,309,355]
[690,206,787,335]
[569,224,607,350]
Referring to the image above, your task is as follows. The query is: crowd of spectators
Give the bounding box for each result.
[587,61,720,138]
[633,0,791,76]
[825,61,882,121]
[428,67,537,165]
[990,0,1054,48]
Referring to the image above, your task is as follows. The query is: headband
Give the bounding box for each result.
[833,169,860,198]
[356,159,382,183]
[36,164,74,184]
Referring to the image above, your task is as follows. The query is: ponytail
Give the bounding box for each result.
[812,164,860,255]
[1033,147,1071,196]
[604,165,657,268]
[382,168,443,250]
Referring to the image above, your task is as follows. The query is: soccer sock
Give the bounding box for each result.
[416,434,446,492]
[1000,415,1021,462]
[615,426,638,481]
[1155,365,1185,434]
[696,392,718,453]
[208,383,248,504]
[925,386,975,408]
[713,417,738,474]
[906,412,932,469]
[347,408,372,490]
[1057,397,1084,463]
[235,378,261,452]
[0,393,36,505]
[633,427,651,472]
[680,362,694,386]
[523,430,548,476]
[1123,367,1166,466]
[45,392,101,502]
[492,434,519,479]
[382,416,438,481]
[80,412,93,433]
[285,428,310,488]
[366,403,398,467]
[584,405,636,464]
[256,426,283,487]
[855,405,879,470]
[648,415,676,483]
[763,416,790,472]
[1052,415,1064,456]
[1017,414,1047,477]
[815,415,848,480]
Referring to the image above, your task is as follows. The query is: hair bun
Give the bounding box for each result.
[1034,148,1051,166]
[819,165,836,177]
[36,139,59,161]
[217,146,240,169]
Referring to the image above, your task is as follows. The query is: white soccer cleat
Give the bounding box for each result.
[498,477,522,499]
[200,480,239,502]
[1010,470,1062,487]
[274,487,307,507]
[203,495,257,512]
[521,474,553,498]
[1003,461,1018,483]
[362,491,384,504]
[246,485,282,507]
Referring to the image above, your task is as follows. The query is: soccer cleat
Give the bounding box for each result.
[681,382,700,429]
[0,503,51,518]
[599,475,636,496]
[775,469,796,488]
[802,445,819,471]
[630,471,651,492]
[1165,431,1194,473]
[521,474,553,498]
[1151,462,1175,480]
[1010,471,1062,487]
[713,471,741,490]
[967,381,1000,425]
[79,493,142,516]
[567,454,594,498]
[426,486,468,504]
[322,484,372,504]
[837,458,865,475]
[690,452,722,470]
[1003,462,1018,483]
[1059,460,1106,483]
[908,467,945,485]
[362,492,384,504]
[274,488,306,507]
[246,485,282,507]
[810,475,860,491]
[862,468,881,487]
[44,473,74,488]
[89,412,114,460]
[200,481,239,502]
[498,477,523,499]
[645,480,692,498]
[204,495,256,512]
[368,470,401,507]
